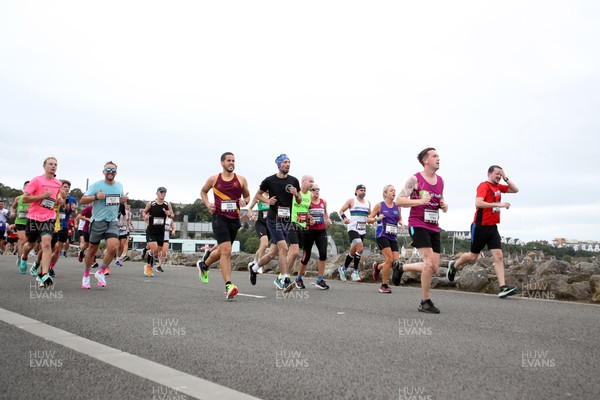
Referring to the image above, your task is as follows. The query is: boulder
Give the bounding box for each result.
[457,265,489,292]
[535,260,569,276]
[589,275,600,303]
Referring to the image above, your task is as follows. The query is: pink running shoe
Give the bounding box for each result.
[82,276,91,289]
[95,271,106,287]
[372,262,380,281]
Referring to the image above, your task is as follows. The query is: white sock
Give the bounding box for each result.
[252,262,260,273]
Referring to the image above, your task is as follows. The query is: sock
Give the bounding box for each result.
[353,253,362,270]
[344,254,353,268]
[83,269,91,277]
[50,262,56,269]
[252,261,260,273]
[225,281,232,287]
[148,253,154,267]
[100,264,108,273]
[296,276,302,282]
[317,276,323,282]
[283,274,289,280]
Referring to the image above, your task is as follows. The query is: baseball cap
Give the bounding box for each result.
[157,187,167,193]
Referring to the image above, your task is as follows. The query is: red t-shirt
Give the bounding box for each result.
[472,182,509,226]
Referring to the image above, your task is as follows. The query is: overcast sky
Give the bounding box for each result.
[1,1,599,243]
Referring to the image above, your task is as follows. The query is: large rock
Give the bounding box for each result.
[535,260,569,276]
[457,265,489,292]
[589,275,600,303]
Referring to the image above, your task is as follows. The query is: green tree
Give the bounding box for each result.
[70,188,84,202]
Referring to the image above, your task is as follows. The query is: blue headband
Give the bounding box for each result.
[275,154,289,168]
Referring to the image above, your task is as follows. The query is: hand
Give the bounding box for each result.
[122,192,129,203]
[43,189,53,198]
[249,212,257,221]
[439,198,448,213]
[503,202,511,210]
[143,214,149,222]
[207,203,216,214]
[239,198,247,208]
[268,196,277,205]
[420,192,432,205]
[96,190,106,200]
[326,218,332,227]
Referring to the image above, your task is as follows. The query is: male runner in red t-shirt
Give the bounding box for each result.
[447,165,519,298]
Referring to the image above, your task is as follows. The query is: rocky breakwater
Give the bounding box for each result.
[124,249,600,303]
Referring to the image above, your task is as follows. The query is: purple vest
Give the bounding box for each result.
[408,173,444,232]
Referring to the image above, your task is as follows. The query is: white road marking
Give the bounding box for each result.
[0,307,261,400]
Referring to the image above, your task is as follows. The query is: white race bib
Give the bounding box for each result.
[221,200,237,212]
[59,213,66,220]
[492,207,501,213]
[153,217,165,226]
[40,198,55,210]
[105,195,120,206]
[385,224,398,235]
[18,212,28,219]
[262,211,268,219]
[356,222,366,232]
[277,207,291,218]
[424,209,439,224]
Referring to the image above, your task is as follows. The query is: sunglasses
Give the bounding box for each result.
[311,188,320,192]
[105,168,117,173]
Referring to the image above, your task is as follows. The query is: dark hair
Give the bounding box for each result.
[61,180,71,186]
[23,181,30,186]
[104,160,117,168]
[221,152,234,162]
[488,165,502,174]
[417,147,436,166]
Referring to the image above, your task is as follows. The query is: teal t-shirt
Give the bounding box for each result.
[85,180,124,222]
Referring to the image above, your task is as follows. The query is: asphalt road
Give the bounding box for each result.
[1,255,599,400]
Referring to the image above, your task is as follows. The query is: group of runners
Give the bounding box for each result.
[8,147,519,314]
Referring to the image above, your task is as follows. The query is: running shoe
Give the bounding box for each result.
[295,278,306,289]
[78,250,84,262]
[315,280,330,290]
[29,261,39,276]
[391,261,404,286]
[156,266,164,273]
[144,264,154,277]
[41,274,53,288]
[36,274,44,288]
[446,260,457,282]
[338,267,347,282]
[372,262,380,281]
[92,262,99,269]
[104,267,110,276]
[48,268,56,278]
[379,284,392,293]
[95,271,106,287]
[226,283,238,300]
[248,262,257,285]
[418,299,440,314]
[141,248,147,260]
[498,285,518,298]
[273,276,284,290]
[115,260,122,267]
[283,277,296,293]
[19,259,28,274]
[351,270,361,282]
[81,275,91,289]
[196,260,209,284]
[16,256,20,267]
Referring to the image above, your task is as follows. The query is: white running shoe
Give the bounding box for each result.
[94,271,106,287]
[82,275,91,289]
[351,270,361,282]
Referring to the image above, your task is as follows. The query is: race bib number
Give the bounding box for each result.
[105,195,120,206]
[221,200,237,212]
[277,207,291,218]
[18,212,28,219]
[297,212,308,223]
[424,209,439,224]
[356,222,366,231]
[262,211,268,219]
[153,217,165,225]
[385,224,398,235]
[492,207,501,213]
[40,198,55,210]
[59,213,66,220]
